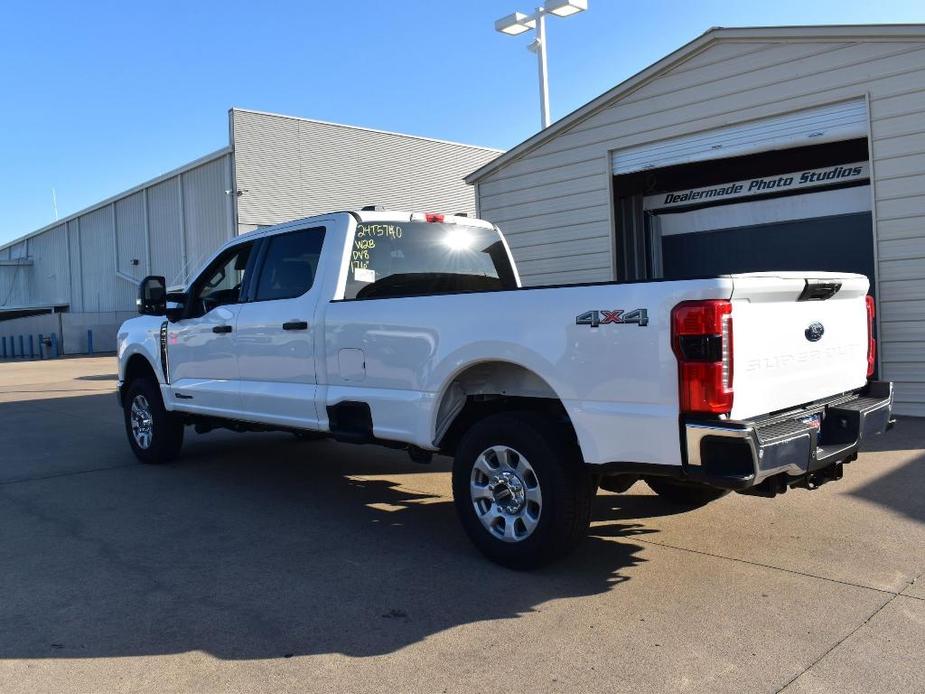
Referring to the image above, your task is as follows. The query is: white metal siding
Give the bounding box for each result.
[181,157,232,278]
[78,207,117,313]
[231,110,500,231]
[475,37,925,414]
[115,193,147,282]
[67,219,82,310]
[147,178,184,286]
[8,241,27,259]
[28,224,69,306]
[0,263,31,308]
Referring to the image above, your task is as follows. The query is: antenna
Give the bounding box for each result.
[51,188,59,221]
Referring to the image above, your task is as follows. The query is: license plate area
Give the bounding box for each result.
[800,412,823,432]
[800,412,823,446]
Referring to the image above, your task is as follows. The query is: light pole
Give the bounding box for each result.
[495,0,588,130]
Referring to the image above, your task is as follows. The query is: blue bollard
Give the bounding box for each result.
[1,336,6,359]
[38,334,45,360]
[87,329,94,355]
[29,334,35,359]
[19,335,24,359]
[51,333,59,358]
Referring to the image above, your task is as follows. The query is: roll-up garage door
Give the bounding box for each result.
[611,99,868,176]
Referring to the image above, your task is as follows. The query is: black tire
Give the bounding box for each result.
[123,377,184,464]
[645,477,728,508]
[452,411,593,570]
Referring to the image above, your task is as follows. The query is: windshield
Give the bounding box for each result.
[343,221,518,300]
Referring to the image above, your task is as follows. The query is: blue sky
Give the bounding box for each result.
[1,0,922,244]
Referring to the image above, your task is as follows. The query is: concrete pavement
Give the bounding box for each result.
[0,356,922,693]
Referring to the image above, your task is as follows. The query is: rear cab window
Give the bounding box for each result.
[343,221,517,300]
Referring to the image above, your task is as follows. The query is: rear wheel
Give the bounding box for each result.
[645,477,728,508]
[452,412,593,569]
[123,377,184,464]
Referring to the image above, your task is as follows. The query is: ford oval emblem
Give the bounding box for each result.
[805,322,825,342]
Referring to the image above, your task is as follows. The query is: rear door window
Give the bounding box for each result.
[253,227,326,301]
[343,222,517,300]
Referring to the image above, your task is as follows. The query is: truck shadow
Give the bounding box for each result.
[0,394,657,662]
[7,387,917,662]
[848,416,925,524]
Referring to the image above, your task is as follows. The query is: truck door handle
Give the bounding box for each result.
[282,321,309,331]
[212,325,233,334]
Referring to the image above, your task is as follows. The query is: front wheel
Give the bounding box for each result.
[452,412,593,570]
[645,477,728,508]
[123,377,184,464]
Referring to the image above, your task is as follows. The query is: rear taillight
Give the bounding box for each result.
[866,295,876,379]
[672,300,733,415]
[424,213,445,223]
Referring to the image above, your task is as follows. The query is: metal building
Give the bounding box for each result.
[467,25,925,416]
[0,109,500,353]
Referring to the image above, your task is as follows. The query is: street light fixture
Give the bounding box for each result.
[494,12,534,35]
[544,0,588,16]
[494,0,588,129]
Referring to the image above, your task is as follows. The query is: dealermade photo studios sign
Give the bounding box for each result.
[643,162,869,211]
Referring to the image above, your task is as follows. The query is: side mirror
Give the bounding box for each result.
[137,276,167,316]
[165,291,187,323]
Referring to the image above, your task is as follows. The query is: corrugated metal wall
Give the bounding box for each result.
[147,178,184,286]
[473,34,925,416]
[67,219,82,310]
[0,263,31,307]
[0,239,33,308]
[114,192,147,281]
[231,109,501,231]
[0,150,233,315]
[78,206,118,313]
[27,224,69,306]
[182,156,232,281]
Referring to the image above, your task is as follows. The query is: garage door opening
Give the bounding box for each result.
[612,137,872,285]
[651,184,874,284]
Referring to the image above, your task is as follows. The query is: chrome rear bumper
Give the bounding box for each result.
[682,381,893,493]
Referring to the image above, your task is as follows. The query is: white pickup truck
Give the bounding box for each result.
[118,209,893,568]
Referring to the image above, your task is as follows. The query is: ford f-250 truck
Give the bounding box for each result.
[118,209,893,568]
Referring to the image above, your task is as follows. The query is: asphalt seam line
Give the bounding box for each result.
[775,570,924,693]
[776,591,899,693]
[629,536,904,598]
[0,463,137,487]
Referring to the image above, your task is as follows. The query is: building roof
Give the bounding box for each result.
[230,107,504,154]
[465,23,925,184]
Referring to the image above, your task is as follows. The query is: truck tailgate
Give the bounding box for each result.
[730,272,870,420]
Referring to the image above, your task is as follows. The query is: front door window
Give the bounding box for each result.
[189,243,254,317]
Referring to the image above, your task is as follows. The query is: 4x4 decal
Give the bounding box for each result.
[576,309,649,327]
